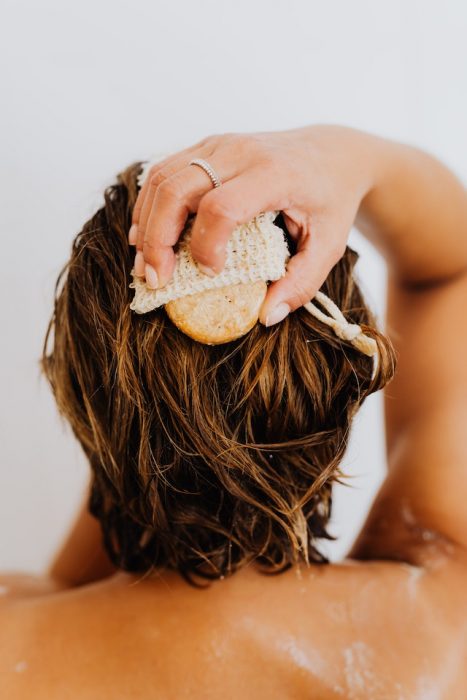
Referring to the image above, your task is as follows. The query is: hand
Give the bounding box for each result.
[129,125,378,325]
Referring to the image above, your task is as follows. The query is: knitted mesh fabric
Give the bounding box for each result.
[130,211,290,313]
[130,156,290,314]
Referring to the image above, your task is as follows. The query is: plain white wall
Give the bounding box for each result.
[1,0,466,573]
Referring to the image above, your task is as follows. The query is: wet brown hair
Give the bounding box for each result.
[42,162,396,585]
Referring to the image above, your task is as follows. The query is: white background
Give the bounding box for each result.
[1,0,466,573]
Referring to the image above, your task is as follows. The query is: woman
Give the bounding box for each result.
[1,125,466,698]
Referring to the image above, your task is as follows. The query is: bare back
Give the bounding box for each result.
[1,544,466,698]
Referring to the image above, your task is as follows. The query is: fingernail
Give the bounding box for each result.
[145,264,159,289]
[134,251,145,276]
[128,224,138,245]
[197,262,217,277]
[265,303,290,327]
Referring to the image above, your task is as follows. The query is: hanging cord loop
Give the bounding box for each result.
[303,291,378,358]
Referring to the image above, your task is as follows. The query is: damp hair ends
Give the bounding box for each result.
[41,162,396,586]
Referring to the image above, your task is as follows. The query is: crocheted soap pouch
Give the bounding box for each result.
[130,154,289,314]
[130,210,290,314]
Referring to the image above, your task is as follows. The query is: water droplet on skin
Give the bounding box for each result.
[0,585,9,596]
[401,564,424,598]
[277,636,326,677]
[414,676,439,700]
[14,661,28,673]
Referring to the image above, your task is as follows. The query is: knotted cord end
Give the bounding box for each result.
[303,296,378,358]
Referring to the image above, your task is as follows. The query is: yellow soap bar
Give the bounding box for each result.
[165,281,267,345]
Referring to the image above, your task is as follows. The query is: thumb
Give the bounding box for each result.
[259,227,343,326]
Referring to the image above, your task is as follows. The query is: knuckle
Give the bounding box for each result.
[189,246,214,268]
[240,133,267,154]
[231,133,277,171]
[149,167,170,190]
[220,131,236,142]
[210,131,236,145]
[195,132,225,151]
[194,135,212,149]
[288,279,313,309]
[142,237,156,253]
[148,172,162,189]
[202,132,221,145]
[258,151,278,173]
[199,193,235,221]
[157,175,185,202]
[233,134,256,156]
[148,165,162,188]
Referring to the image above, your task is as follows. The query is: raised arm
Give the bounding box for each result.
[352,141,467,561]
[132,125,467,561]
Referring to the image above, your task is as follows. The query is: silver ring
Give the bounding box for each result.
[188,158,222,188]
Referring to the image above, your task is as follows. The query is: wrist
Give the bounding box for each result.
[356,134,403,227]
[298,124,384,199]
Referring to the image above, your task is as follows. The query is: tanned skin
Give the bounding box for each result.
[1,126,466,698]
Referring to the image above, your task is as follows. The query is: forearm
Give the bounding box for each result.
[356,136,467,285]
[350,136,467,561]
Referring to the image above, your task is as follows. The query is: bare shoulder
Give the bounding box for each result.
[0,558,466,699]
[255,555,467,697]
[0,574,116,699]
[0,572,67,603]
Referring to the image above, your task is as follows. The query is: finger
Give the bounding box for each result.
[131,160,168,247]
[132,136,212,225]
[130,137,212,244]
[130,155,172,240]
[141,157,242,285]
[259,221,344,326]
[189,167,289,274]
[133,148,206,250]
